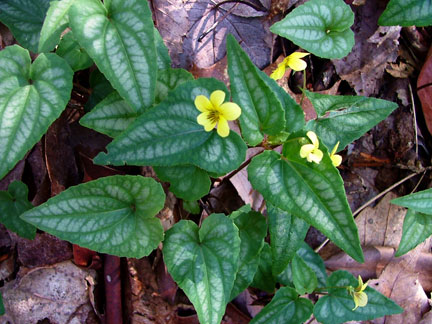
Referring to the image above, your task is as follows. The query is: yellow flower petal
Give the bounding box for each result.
[194,95,212,112]
[331,141,340,156]
[288,52,310,60]
[353,291,368,310]
[197,112,216,131]
[217,117,230,137]
[219,102,241,120]
[210,90,225,108]
[300,144,315,158]
[286,52,309,71]
[306,131,319,148]
[308,149,323,164]
[270,63,286,80]
[331,154,342,167]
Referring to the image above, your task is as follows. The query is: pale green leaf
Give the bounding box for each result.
[379,0,432,27]
[314,271,403,324]
[154,165,211,201]
[39,0,76,53]
[305,91,398,151]
[292,254,317,295]
[163,214,240,324]
[391,188,432,215]
[227,34,286,145]
[0,0,50,52]
[248,143,364,263]
[0,181,36,239]
[250,287,313,324]
[395,209,432,257]
[80,92,138,138]
[270,0,355,59]
[268,203,309,276]
[94,78,247,175]
[56,31,93,72]
[69,0,157,112]
[0,45,73,180]
[21,176,165,258]
[251,243,277,293]
[230,209,267,300]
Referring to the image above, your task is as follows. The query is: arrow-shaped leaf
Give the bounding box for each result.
[163,214,240,324]
[69,0,157,112]
[0,45,73,180]
[21,176,166,258]
[391,188,432,215]
[270,0,355,59]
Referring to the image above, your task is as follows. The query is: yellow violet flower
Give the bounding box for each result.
[330,141,342,167]
[349,275,369,311]
[300,131,323,164]
[195,90,241,137]
[270,52,310,80]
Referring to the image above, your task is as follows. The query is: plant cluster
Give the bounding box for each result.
[0,0,431,323]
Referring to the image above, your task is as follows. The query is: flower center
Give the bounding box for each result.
[208,109,220,124]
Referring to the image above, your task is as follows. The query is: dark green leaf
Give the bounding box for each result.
[163,214,240,324]
[251,243,277,293]
[182,200,200,214]
[0,181,36,239]
[0,0,50,52]
[155,68,194,104]
[227,34,286,145]
[21,176,165,258]
[314,270,403,324]
[379,0,432,27]
[250,287,313,324]
[154,27,172,69]
[392,188,432,215]
[268,203,309,276]
[291,254,317,295]
[56,31,93,72]
[0,45,73,180]
[85,69,115,111]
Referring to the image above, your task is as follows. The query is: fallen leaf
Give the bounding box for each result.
[0,261,97,324]
[417,46,432,136]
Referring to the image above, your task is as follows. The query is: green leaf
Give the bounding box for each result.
[56,31,93,72]
[391,188,432,215]
[305,91,398,151]
[39,0,76,53]
[0,181,36,239]
[85,69,115,111]
[379,0,432,27]
[163,214,240,324]
[268,203,309,276]
[314,270,403,324]
[21,175,165,258]
[0,292,4,316]
[270,0,355,59]
[277,242,327,288]
[154,165,211,201]
[154,28,172,69]
[248,145,364,263]
[227,34,286,146]
[395,209,432,257]
[94,78,247,175]
[258,70,305,133]
[155,68,194,104]
[69,0,157,112]
[0,45,73,180]
[230,209,267,300]
[0,0,50,53]
[80,92,138,138]
[183,200,200,214]
[251,243,277,293]
[250,287,313,324]
[291,254,317,295]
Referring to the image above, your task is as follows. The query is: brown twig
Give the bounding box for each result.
[104,255,123,324]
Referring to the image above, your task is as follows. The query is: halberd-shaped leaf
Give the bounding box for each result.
[314,271,403,324]
[227,34,286,145]
[94,78,247,175]
[56,31,93,72]
[0,181,36,240]
[391,188,432,215]
[248,143,364,263]
[0,45,73,180]
[268,203,309,276]
[69,0,157,112]
[305,91,397,151]
[250,287,313,324]
[395,209,432,257]
[21,176,166,258]
[39,0,76,53]
[163,214,241,324]
[229,207,267,300]
[0,0,50,53]
[154,165,211,201]
[270,0,355,59]
[379,0,432,27]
